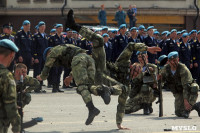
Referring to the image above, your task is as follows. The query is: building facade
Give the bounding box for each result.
[0,0,200,33]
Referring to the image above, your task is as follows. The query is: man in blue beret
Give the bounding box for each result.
[191,30,200,85]
[157,31,168,57]
[0,23,15,72]
[103,33,112,62]
[98,4,107,26]
[50,29,56,36]
[15,20,33,75]
[0,39,21,133]
[137,25,145,43]
[179,33,193,70]
[162,29,179,56]
[144,26,158,64]
[125,50,157,115]
[112,24,128,62]
[159,51,200,118]
[188,30,197,43]
[113,5,126,26]
[128,27,140,63]
[63,28,75,89]
[101,26,108,35]
[108,29,117,44]
[32,21,48,93]
[48,24,65,93]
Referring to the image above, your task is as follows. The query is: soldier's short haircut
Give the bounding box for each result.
[14,63,27,72]
[0,46,12,56]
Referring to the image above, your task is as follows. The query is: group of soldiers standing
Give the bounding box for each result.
[1,8,200,133]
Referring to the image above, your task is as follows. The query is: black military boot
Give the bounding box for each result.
[182,110,190,118]
[52,84,58,93]
[143,103,150,115]
[85,101,100,125]
[148,103,153,114]
[66,9,81,32]
[192,102,200,116]
[56,84,64,93]
[97,85,113,105]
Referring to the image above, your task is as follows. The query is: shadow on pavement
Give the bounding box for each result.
[146,116,191,120]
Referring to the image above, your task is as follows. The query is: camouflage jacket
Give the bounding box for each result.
[40,44,86,80]
[16,75,40,92]
[115,42,148,85]
[0,64,21,132]
[161,62,193,99]
[130,63,157,98]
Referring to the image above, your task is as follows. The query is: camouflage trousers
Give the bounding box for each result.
[101,74,130,124]
[0,118,20,133]
[0,120,9,133]
[125,84,156,113]
[173,91,198,117]
[17,92,31,108]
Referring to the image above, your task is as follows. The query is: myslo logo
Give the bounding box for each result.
[172,126,197,131]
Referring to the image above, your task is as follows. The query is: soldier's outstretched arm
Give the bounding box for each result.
[39,47,63,80]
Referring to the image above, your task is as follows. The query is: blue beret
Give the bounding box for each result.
[171,29,177,33]
[102,26,108,30]
[168,51,178,59]
[72,30,77,34]
[2,23,13,29]
[66,28,72,32]
[181,30,187,34]
[190,30,197,34]
[154,31,160,35]
[177,31,181,35]
[43,47,52,60]
[166,32,171,37]
[136,51,147,55]
[138,25,145,30]
[56,24,63,28]
[23,20,30,25]
[38,21,45,27]
[197,30,200,35]
[182,33,189,38]
[119,24,126,30]
[147,26,154,31]
[161,31,168,35]
[50,29,56,33]
[130,27,137,31]
[20,26,24,30]
[111,29,118,33]
[32,117,43,122]
[144,29,147,32]
[0,39,19,52]
[158,55,168,68]
[35,25,39,30]
[102,33,109,37]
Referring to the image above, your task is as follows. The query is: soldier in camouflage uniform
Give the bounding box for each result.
[160,51,200,118]
[14,63,40,108]
[125,51,157,115]
[0,39,21,133]
[64,9,161,129]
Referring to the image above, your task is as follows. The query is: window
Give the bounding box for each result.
[17,0,30,3]
[50,0,64,2]
[33,0,47,3]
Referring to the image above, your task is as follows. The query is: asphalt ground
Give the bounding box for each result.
[8,71,200,133]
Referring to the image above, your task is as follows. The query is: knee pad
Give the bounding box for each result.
[76,85,89,94]
[190,83,199,95]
